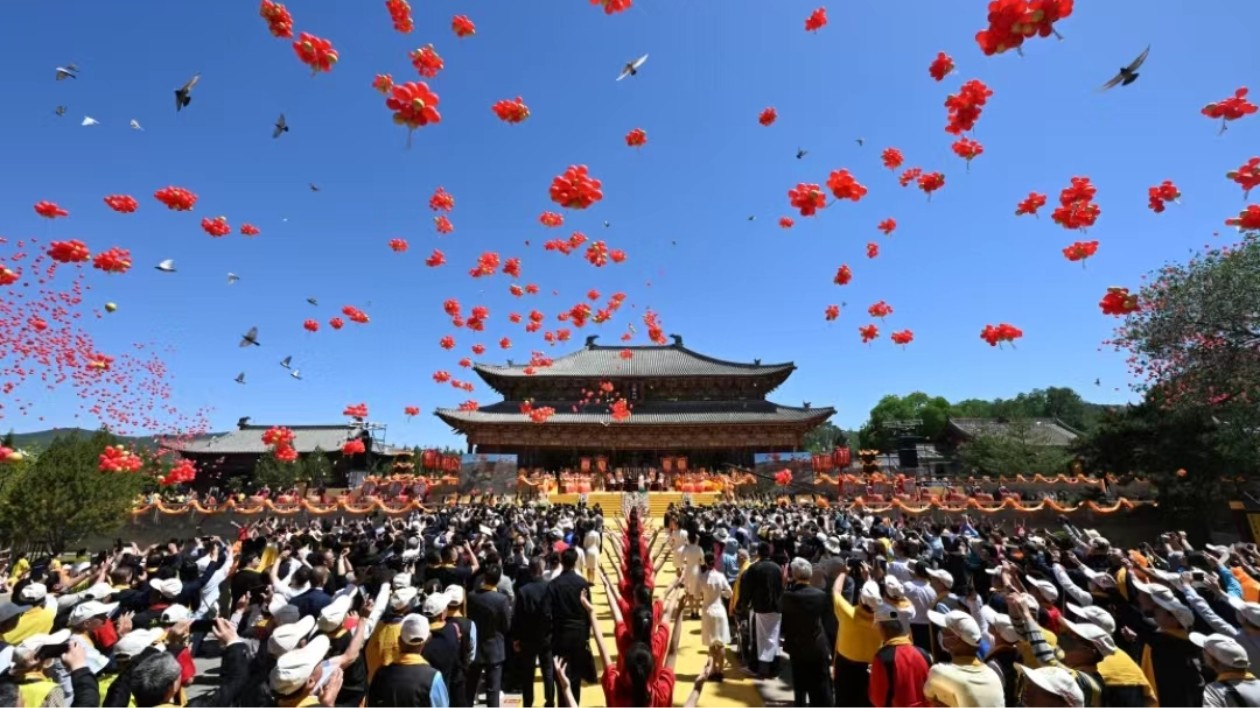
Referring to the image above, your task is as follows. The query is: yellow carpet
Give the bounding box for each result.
[521,526,764,707]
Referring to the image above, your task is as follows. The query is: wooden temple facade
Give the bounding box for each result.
[435,334,835,470]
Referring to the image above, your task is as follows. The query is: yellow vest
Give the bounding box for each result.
[367,620,404,680]
[2,605,55,645]
[17,673,59,708]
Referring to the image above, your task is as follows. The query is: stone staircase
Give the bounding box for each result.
[543,491,720,520]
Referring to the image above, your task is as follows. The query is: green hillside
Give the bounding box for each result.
[4,428,201,452]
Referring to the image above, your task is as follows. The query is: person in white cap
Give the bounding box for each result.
[924,609,1005,707]
[2,583,55,645]
[1129,574,1205,706]
[1015,664,1085,707]
[979,610,1023,706]
[366,585,418,681]
[271,634,339,706]
[870,603,930,708]
[11,630,73,706]
[1194,632,1260,707]
[367,614,451,707]
[905,562,947,653]
[1025,574,1064,633]
[1058,605,1156,707]
[780,557,832,706]
[829,565,881,706]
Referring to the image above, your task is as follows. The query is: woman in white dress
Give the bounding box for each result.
[679,529,705,620]
[582,522,601,583]
[699,551,732,680]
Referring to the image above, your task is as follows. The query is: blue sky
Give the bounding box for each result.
[2,1,1257,446]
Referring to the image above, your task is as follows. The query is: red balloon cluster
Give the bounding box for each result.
[591,0,633,15]
[34,200,69,219]
[878,218,897,235]
[404,405,420,417]
[385,0,413,33]
[882,148,904,170]
[386,81,441,132]
[827,169,868,202]
[434,215,454,234]
[160,458,197,486]
[1015,191,1047,217]
[929,52,955,81]
[388,238,408,252]
[451,14,476,37]
[342,305,369,324]
[834,264,852,286]
[859,325,880,343]
[1051,176,1100,231]
[258,0,294,38]
[429,187,455,212]
[293,32,339,74]
[409,45,444,79]
[549,165,604,210]
[1062,240,1099,263]
[538,211,564,228]
[103,195,139,214]
[425,249,446,267]
[48,240,91,264]
[779,217,794,229]
[980,323,1024,347]
[343,402,368,418]
[92,247,132,274]
[154,186,198,211]
[201,216,231,237]
[520,401,557,424]
[1201,87,1257,127]
[774,468,792,486]
[945,79,993,135]
[868,300,894,319]
[917,172,946,198]
[1225,205,1260,232]
[625,128,647,148]
[898,167,922,187]
[1227,157,1260,197]
[492,97,530,124]
[952,137,984,168]
[824,305,840,321]
[329,317,344,330]
[1099,287,1140,316]
[99,445,144,473]
[804,7,828,32]
[788,183,826,216]
[1147,180,1181,213]
[891,329,915,346]
[373,74,393,94]
[303,319,319,332]
[342,438,365,455]
[866,243,880,259]
[759,107,777,126]
[974,0,1074,56]
[240,223,260,236]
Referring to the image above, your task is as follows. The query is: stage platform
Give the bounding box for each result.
[546,491,721,519]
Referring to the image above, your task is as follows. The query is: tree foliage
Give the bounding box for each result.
[859,392,952,450]
[0,431,144,553]
[1112,234,1260,441]
[956,418,1074,476]
[301,447,334,487]
[802,422,848,453]
[254,452,300,490]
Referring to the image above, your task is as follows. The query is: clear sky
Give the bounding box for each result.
[1,1,1257,447]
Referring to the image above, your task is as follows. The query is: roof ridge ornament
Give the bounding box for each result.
[585,335,599,349]
[670,333,683,346]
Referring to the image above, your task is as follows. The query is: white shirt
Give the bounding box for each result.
[904,578,938,626]
[925,659,1006,707]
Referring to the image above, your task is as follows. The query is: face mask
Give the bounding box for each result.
[310,660,337,694]
[938,629,951,653]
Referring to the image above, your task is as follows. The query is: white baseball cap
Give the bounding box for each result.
[1015,664,1085,707]
[1025,575,1060,602]
[273,604,301,626]
[69,600,118,627]
[392,572,413,590]
[149,577,183,599]
[269,615,317,655]
[859,580,883,610]
[1066,603,1116,634]
[445,585,466,607]
[422,592,449,617]
[1228,596,1260,629]
[1149,592,1194,629]
[400,613,431,645]
[84,582,115,601]
[17,629,71,657]
[883,576,906,600]
[988,612,1021,644]
[390,586,419,611]
[270,634,330,695]
[926,568,954,588]
[873,603,904,623]
[160,604,191,625]
[18,583,48,603]
[928,609,981,647]
[114,628,164,659]
[1191,632,1251,670]
[317,595,353,633]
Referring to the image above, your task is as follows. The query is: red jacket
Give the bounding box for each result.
[869,637,930,708]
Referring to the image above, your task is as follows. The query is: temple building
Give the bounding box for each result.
[435,334,834,470]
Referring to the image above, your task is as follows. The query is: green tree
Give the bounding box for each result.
[1112,234,1260,447]
[802,422,847,453]
[254,452,300,491]
[0,431,144,553]
[956,418,1073,476]
[301,448,334,487]
[861,392,952,451]
[1,430,14,449]
[950,399,994,418]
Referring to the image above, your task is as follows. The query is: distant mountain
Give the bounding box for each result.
[5,428,216,452]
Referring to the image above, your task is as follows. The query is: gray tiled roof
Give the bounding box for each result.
[474,335,793,379]
[436,400,834,426]
[163,425,362,455]
[948,418,1080,446]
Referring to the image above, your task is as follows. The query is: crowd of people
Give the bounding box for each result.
[2,498,1260,707]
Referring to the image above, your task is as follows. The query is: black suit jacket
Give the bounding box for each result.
[779,583,831,659]
[739,559,784,614]
[467,586,513,665]
[510,577,552,648]
[544,569,591,655]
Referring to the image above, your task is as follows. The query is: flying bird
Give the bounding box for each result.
[1094,378,1101,386]
[796,148,808,159]
[1100,45,1150,91]
[129,119,144,131]
[81,116,99,127]
[155,259,176,272]
[226,272,240,284]
[174,73,200,112]
[279,356,292,369]
[603,220,611,228]
[55,66,77,81]
[306,297,318,306]
[54,106,66,117]
[309,183,321,192]
[616,54,649,81]
[290,369,302,380]
[747,215,756,222]
[239,326,260,347]
[273,113,289,138]
[234,372,246,384]
[855,138,865,147]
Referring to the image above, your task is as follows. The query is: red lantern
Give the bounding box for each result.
[444,454,460,472]
[422,449,439,470]
[833,447,852,468]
